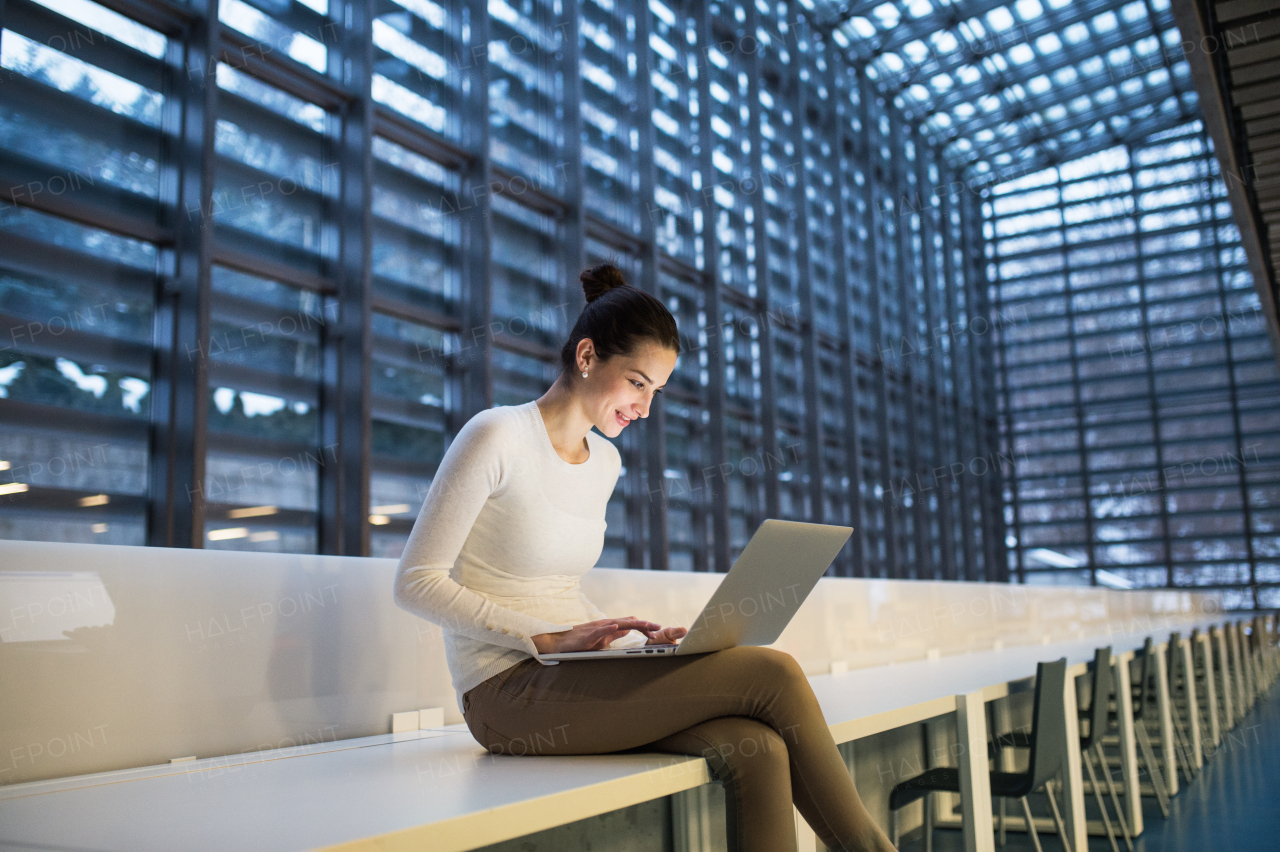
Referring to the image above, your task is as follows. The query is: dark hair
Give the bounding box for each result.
[559,263,680,378]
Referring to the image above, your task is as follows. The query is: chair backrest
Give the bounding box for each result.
[1080,646,1112,749]
[1167,631,1184,696]
[1132,636,1154,719]
[1026,657,1069,791]
[1190,628,1203,681]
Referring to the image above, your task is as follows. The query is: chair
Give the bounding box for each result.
[1124,638,1170,819]
[1077,647,1131,852]
[888,658,1072,852]
[1188,628,1216,749]
[1165,632,1198,784]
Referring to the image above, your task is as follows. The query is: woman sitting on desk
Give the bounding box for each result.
[394,263,895,852]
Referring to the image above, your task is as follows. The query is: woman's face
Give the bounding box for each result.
[578,339,678,438]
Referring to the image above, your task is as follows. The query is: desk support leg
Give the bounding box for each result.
[671,786,715,852]
[1060,670,1088,852]
[1181,640,1203,768]
[1201,633,1220,748]
[1153,648,1179,796]
[926,719,957,827]
[1230,623,1248,715]
[956,690,995,852]
[1241,621,1256,705]
[1215,629,1235,731]
[1113,654,1143,836]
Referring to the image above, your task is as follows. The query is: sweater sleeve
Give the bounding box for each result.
[577,588,650,649]
[393,410,576,665]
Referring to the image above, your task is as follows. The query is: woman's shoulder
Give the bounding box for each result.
[455,403,537,450]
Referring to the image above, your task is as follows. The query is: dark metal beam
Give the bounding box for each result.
[914,135,958,581]
[962,191,1004,581]
[458,0,495,424]
[939,181,982,581]
[860,71,901,579]
[630,0,670,572]
[890,115,929,579]
[746,0,782,526]
[1127,149,1176,591]
[829,56,870,578]
[146,0,217,548]
[319,0,374,556]
[694,0,730,573]
[790,17,827,528]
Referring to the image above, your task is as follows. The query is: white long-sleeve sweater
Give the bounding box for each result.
[393,400,648,714]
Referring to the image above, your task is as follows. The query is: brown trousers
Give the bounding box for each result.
[461,645,893,852]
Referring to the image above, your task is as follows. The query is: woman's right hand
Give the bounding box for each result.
[531,617,662,654]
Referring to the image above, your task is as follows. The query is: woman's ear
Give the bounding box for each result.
[576,337,596,373]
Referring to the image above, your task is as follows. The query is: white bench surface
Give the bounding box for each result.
[0,619,1222,852]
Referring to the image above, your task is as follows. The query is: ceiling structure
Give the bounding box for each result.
[808,0,1280,359]
[808,0,1200,186]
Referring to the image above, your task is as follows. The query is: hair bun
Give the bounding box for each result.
[580,262,629,303]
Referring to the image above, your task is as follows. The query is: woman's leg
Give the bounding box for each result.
[461,645,895,852]
[647,716,799,852]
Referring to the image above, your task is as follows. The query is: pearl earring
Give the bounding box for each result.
[581,371,588,378]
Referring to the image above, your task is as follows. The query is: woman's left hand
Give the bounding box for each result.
[644,625,687,645]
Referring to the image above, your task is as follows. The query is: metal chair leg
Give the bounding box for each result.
[1096,741,1134,852]
[923,792,933,852]
[890,807,898,848]
[1168,699,1197,782]
[999,796,1007,847]
[1083,746,1120,852]
[1135,718,1171,818]
[1020,797,1045,852]
[1044,780,1074,852]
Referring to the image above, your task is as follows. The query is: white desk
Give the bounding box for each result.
[0,617,1246,852]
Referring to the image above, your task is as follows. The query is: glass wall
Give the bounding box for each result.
[990,122,1280,608]
[0,0,1022,581]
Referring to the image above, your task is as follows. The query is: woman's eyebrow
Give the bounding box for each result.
[633,370,666,390]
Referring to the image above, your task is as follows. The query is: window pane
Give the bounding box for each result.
[203,266,328,553]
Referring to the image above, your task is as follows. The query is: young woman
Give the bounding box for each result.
[394,263,896,852]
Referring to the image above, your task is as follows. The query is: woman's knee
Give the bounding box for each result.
[692,717,790,777]
[725,644,807,683]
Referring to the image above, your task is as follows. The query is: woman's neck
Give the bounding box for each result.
[535,377,593,463]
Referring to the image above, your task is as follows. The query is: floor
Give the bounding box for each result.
[897,681,1280,852]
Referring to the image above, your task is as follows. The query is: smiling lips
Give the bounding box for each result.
[615,409,634,427]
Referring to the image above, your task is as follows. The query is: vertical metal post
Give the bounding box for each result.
[631,0,669,571]
[827,59,868,577]
[960,189,1005,580]
[459,0,495,423]
[914,136,957,580]
[693,0,729,573]
[889,120,927,579]
[320,0,374,556]
[972,193,1009,582]
[985,210,1021,585]
[786,16,825,525]
[148,0,218,548]
[1126,150,1174,591]
[558,0,586,282]
[1055,184,1097,585]
[743,0,781,524]
[940,180,980,582]
[859,71,899,579]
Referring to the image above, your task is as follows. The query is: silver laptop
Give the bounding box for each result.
[539,519,853,661]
